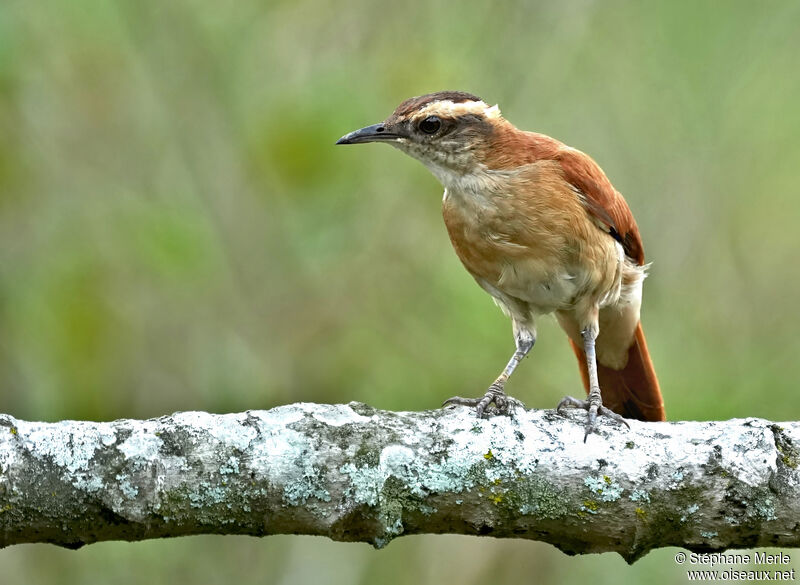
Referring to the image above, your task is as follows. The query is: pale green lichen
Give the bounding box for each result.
[116,474,139,499]
[584,476,622,502]
[81,475,105,493]
[754,497,777,521]
[505,476,567,518]
[189,483,228,507]
[117,430,162,463]
[340,462,382,506]
[282,475,331,506]
[680,503,700,522]
[309,404,372,428]
[219,456,240,475]
[175,411,258,452]
[18,421,109,475]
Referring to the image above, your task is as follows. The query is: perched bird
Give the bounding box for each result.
[337,91,665,437]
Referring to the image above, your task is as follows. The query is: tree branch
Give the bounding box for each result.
[1,403,798,562]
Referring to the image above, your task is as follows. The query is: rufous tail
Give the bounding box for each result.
[569,322,665,421]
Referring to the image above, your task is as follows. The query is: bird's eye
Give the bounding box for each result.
[418,116,441,134]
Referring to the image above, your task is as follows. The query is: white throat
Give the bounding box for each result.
[425,161,517,203]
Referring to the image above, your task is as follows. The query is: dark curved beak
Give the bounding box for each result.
[336,123,399,145]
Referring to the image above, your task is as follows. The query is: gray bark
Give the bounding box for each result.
[1,403,798,562]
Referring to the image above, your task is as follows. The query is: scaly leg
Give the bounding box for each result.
[444,324,534,418]
[557,325,629,440]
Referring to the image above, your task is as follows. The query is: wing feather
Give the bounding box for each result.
[556,148,645,265]
[484,129,646,265]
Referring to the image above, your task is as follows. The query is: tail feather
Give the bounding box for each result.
[569,322,665,422]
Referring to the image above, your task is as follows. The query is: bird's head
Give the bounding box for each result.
[336,91,511,184]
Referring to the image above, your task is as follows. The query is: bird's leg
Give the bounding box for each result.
[557,324,629,440]
[444,325,534,417]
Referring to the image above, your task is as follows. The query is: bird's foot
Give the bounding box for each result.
[557,394,630,442]
[443,382,525,418]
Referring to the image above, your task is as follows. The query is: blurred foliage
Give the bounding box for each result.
[2,0,800,582]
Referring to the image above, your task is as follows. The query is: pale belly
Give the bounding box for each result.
[496,257,583,312]
[471,257,587,317]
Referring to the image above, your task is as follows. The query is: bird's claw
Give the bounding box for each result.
[443,383,525,418]
[557,395,630,441]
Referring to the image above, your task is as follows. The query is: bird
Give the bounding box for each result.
[336,91,665,438]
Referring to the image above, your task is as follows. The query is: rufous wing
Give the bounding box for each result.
[556,148,645,266]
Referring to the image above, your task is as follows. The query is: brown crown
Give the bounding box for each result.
[392,91,483,117]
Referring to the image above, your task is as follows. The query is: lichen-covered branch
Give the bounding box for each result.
[1,403,799,562]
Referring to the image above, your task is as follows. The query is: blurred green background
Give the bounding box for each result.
[2,0,800,583]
